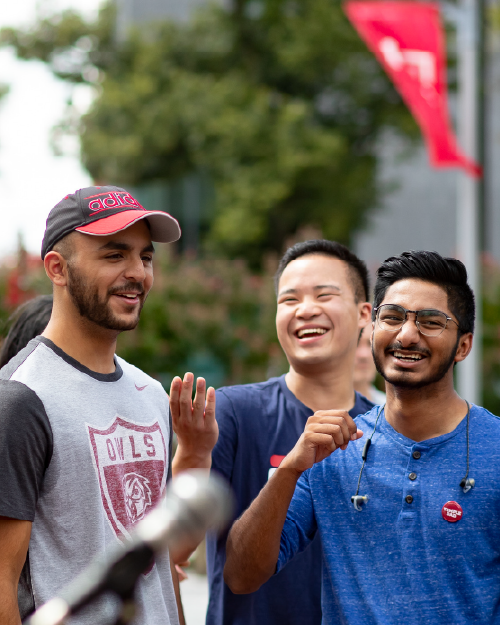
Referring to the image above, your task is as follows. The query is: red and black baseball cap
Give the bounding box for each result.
[41,185,181,259]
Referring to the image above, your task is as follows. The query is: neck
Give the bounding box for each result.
[384,373,467,442]
[354,380,372,401]
[43,302,118,374]
[286,356,356,413]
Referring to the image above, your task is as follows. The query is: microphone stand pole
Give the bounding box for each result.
[26,472,234,625]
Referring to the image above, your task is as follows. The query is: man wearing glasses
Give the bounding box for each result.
[223,250,500,625]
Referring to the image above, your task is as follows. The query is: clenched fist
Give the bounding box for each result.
[281,410,363,474]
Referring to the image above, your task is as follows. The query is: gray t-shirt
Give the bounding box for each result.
[0,336,178,625]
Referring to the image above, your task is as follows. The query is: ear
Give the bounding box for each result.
[357,302,372,329]
[369,320,375,346]
[44,251,69,287]
[454,332,473,363]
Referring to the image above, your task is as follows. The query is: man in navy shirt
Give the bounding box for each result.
[206,240,373,625]
[225,250,500,624]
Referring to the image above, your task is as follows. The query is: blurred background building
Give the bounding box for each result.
[116,0,229,35]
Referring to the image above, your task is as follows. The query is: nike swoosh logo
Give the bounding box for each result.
[135,384,148,391]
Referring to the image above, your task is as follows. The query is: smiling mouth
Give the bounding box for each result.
[390,350,425,362]
[112,293,142,302]
[296,328,328,339]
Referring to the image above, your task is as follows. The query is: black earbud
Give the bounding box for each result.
[459,401,474,494]
[460,477,475,493]
[351,495,368,511]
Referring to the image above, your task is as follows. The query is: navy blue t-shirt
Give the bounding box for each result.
[206,375,374,625]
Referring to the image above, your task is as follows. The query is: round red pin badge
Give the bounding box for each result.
[442,501,463,523]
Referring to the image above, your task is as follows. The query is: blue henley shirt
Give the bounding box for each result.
[278,404,500,624]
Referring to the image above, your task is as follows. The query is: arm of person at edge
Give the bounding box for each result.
[223,410,363,595]
[168,372,219,564]
[0,517,31,625]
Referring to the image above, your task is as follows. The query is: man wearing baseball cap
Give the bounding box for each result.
[0,186,218,624]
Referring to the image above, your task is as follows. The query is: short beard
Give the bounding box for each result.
[67,263,145,332]
[372,334,460,390]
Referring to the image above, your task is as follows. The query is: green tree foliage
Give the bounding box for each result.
[0,6,115,83]
[1,0,417,263]
[117,249,286,387]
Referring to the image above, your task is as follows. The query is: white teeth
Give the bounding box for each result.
[393,351,423,361]
[297,328,327,338]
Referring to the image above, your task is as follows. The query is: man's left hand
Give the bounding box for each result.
[170,372,218,474]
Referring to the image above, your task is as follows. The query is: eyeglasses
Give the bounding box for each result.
[373,304,459,337]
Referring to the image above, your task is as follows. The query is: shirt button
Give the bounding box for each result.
[405,495,414,504]
[409,472,417,481]
[413,451,421,459]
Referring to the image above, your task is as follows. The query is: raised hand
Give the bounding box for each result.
[281,410,363,474]
[170,372,219,474]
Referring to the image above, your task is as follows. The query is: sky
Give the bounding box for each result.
[0,0,103,258]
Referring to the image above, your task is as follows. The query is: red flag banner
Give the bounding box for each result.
[344,1,482,177]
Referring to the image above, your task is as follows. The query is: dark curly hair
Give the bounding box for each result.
[0,295,53,368]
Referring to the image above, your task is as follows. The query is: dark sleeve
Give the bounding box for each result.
[0,380,53,521]
[211,389,239,482]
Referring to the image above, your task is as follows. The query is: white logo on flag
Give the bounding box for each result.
[379,37,436,87]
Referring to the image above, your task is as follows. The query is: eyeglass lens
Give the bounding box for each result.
[377,305,448,336]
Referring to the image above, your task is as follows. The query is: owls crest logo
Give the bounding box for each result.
[123,472,152,523]
[87,415,167,542]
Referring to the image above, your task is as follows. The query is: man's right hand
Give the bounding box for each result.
[170,372,218,475]
[281,410,364,474]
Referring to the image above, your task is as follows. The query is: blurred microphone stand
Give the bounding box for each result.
[26,471,234,625]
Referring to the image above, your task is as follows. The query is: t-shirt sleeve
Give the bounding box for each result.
[277,469,317,573]
[0,380,53,521]
[211,389,239,482]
